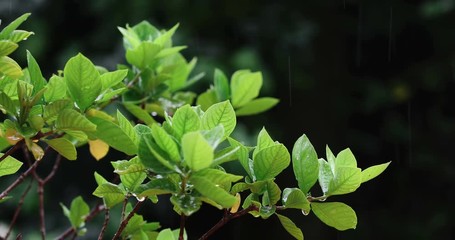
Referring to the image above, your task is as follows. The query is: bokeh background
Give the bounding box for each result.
[1,0,455,239]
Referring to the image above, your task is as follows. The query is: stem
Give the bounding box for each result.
[0,140,23,163]
[37,181,45,240]
[179,214,186,240]
[0,160,39,200]
[98,208,110,240]
[199,205,259,240]
[5,178,34,240]
[112,200,144,240]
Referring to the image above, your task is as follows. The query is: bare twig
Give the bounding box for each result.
[0,140,23,163]
[0,160,39,200]
[112,200,144,240]
[98,207,110,240]
[199,205,259,240]
[179,214,186,240]
[5,178,34,239]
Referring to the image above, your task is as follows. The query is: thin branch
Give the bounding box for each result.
[112,200,144,240]
[199,205,259,240]
[0,160,39,200]
[98,207,110,240]
[56,203,106,240]
[0,140,23,163]
[5,178,34,240]
[121,195,129,221]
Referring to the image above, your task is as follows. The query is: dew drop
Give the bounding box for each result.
[302,209,310,216]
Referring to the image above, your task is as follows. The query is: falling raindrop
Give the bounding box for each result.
[388,6,393,62]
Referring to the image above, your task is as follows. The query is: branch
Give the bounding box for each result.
[0,140,23,163]
[179,214,186,240]
[112,200,144,240]
[98,207,110,240]
[199,205,259,240]
[0,160,39,200]
[5,178,34,240]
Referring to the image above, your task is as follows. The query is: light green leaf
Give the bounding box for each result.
[335,148,357,168]
[200,125,225,149]
[8,30,34,43]
[68,196,89,229]
[196,89,218,111]
[120,165,147,192]
[212,146,240,166]
[318,159,333,195]
[192,168,243,184]
[213,68,229,101]
[151,124,180,162]
[282,188,310,212]
[230,70,262,108]
[0,56,23,79]
[92,182,125,208]
[328,167,362,196]
[228,137,252,178]
[26,50,46,94]
[201,100,236,137]
[94,171,108,186]
[43,99,72,122]
[235,97,279,116]
[45,138,77,160]
[0,13,31,39]
[126,42,161,69]
[0,154,23,177]
[182,132,213,171]
[191,176,237,208]
[311,202,357,231]
[253,127,275,160]
[56,109,97,132]
[117,110,139,145]
[292,134,319,194]
[264,180,281,205]
[157,228,175,240]
[64,53,102,111]
[361,161,391,183]
[0,92,17,115]
[154,23,179,47]
[326,146,336,172]
[44,75,67,102]
[123,102,156,125]
[253,144,290,181]
[155,46,187,59]
[100,69,128,90]
[0,40,18,56]
[172,104,201,140]
[138,133,175,173]
[276,214,304,240]
[88,117,137,155]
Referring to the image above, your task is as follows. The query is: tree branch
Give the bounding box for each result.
[112,200,144,240]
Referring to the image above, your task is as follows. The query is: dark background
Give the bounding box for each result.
[1,0,455,239]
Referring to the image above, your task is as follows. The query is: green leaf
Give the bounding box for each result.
[135,178,177,198]
[154,23,179,47]
[100,69,128,90]
[253,144,290,181]
[88,117,137,155]
[191,176,237,208]
[138,133,175,173]
[44,75,67,102]
[26,50,46,94]
[263,180,281,205]
[56,109,97,132]
[126,42,161,69]
[119,165,147,192]
[155,46,187,59]
[0,92,17,115]
[361,161,391,183]
[196,89,218,111]
[192,168,243,184]
[230,70,263,108]
[157,228,175,240]
[201,100,236,137]
[253,127,275,160]
[123,103,156,125]
[8,30,34,43]
[0,56,23,79]
[92,182,125,208]
[227,137,253,178]
[64,53,102,111]
[318,159,333,195]
[276,214,304,240]
[235,97,279,116]
[172,104,201,140]
[200,125,225,149]
[182,132,213,171]
[117,110,139,145]
[328,167,362,196]
[213,68,229,101]
[43,99,72,122]
[44,138,77,160]
[282,188,310,212]
[311,202,357,231]
[94,171,108,186]
[0,13,31,39]
[151,124,180,162]
[68,196,89,229]
[335,148,357,168]
[0,40,18,56]
[292,134,319,194]
[0,154,23,177]
[212,146,240,166]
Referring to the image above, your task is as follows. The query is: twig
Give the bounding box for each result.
[112,200,144,240]
[98,207,110,240]
[0,140,23,163]
[199,205,259,240]
[5,178,34,239]
[179,214,186,240]
[0,160,39,200]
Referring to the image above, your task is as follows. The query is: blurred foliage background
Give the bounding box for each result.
[1,0,455,239]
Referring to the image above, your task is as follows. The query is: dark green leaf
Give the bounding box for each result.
[26,50,46,94]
